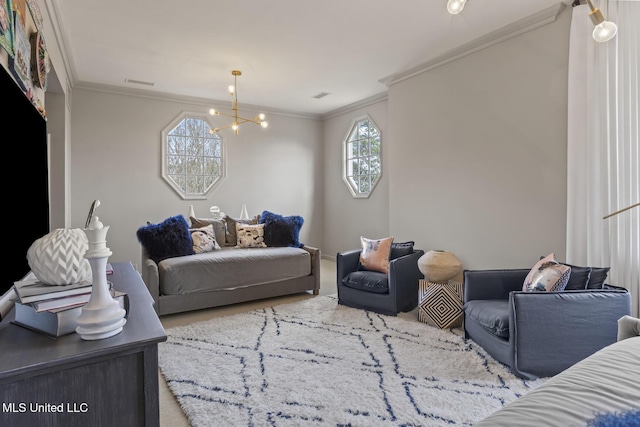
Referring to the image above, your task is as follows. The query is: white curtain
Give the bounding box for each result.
[567,1,640,317]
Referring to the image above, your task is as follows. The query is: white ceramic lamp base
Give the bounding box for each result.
[75,219,127,340]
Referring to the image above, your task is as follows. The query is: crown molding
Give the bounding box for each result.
[322,92,389,120]
[73,81,323,120]
[379,2,567,87]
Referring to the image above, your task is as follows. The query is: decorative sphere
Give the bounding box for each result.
[27,228,93,285]
[418,250,462,283]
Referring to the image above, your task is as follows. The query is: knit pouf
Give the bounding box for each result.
[26,228,93,285]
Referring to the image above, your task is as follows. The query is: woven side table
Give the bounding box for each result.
[418,280,463,329]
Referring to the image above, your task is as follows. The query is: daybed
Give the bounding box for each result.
[475,315,640,427]
[138,212,320,316]
[141,245,320,316]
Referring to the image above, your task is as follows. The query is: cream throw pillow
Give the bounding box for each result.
[236,223,267,248]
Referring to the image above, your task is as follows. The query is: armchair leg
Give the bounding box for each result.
[313,289,319,296]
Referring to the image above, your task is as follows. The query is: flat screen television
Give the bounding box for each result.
[1,65,50,294]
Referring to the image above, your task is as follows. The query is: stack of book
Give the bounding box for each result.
[5,272,128,337]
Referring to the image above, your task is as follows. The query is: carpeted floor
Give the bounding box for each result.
[158,258,338,426]
[158,280,546,426]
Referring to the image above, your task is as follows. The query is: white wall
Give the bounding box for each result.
[69,89,324,269]
[387,6,572,270]
[323,98,390,259]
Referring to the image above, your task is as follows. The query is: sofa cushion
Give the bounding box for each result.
[585,267,610,289]
[236,223,267,248]
[136,215,194,264]
[562,264,591,290]
[390,241,414,260]
[464,300,510,338]
[190,225,221,254]
[342,271,389,294]
[563,263,610,289]
[259,210,304,248]
[359,236,394,274]
[224,216,259,246]
[189,217,227,246]
[158,246,312,295]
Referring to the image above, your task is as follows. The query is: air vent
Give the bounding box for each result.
[124,78,155,87]
[313,92,330,99]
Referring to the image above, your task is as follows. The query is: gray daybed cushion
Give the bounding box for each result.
[158,246,311,295]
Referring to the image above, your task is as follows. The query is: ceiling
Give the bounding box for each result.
[50,0,567,116]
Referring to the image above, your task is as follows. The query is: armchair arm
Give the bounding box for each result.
[336,250,361,284]
[510,289,631,378]
[464,269,529,303]
[389,249,425,308]
[389,250,425,290]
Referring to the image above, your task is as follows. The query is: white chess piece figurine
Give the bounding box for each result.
[75,204,126,340]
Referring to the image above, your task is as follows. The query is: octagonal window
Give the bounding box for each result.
[162,112,225,199]
[343,115,381,198]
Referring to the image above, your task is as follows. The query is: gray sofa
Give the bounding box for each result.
[463,268,631,379]
[141,245,320,315]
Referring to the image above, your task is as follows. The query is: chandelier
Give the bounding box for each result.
[446,0,617,43]
[208,70,268,135]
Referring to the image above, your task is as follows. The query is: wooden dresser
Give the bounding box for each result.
[0,262,167,427]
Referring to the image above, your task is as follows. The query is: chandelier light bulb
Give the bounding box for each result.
[587,0,617,43]
[232,123,239,131]
[260,121,268,129]
[209,108,217,115]
[447,0,467,15]
[228,85,235,94]
[592,21,617,43]
[258,113,266,121]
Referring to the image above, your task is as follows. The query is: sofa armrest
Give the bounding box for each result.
[510,289,631,378]
[140,246,160,314]
[302,245,321,293]
[464,269,529,303]
[337,250,361,283]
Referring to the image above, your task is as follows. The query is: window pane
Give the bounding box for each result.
[204,158,221,175]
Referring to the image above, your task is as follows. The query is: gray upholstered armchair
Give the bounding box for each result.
[463,269,631,379]
[337,245,424,316]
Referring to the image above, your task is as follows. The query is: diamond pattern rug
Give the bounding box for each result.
[158,294,546,426]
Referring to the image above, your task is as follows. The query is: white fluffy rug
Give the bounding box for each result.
[159,295,546,426]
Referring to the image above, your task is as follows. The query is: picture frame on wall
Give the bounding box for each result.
[8,10,31,92]
[0,0,14,57]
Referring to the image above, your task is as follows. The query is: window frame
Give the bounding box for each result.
[342,114,382,199]
[161,111,226,200]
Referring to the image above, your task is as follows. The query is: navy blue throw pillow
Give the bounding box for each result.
[259,210,304,248]
[136,215,194,264]
[390,241,414,260]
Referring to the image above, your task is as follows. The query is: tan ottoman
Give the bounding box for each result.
[418,280,463,329]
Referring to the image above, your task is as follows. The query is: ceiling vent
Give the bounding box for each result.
[313,92,330,99]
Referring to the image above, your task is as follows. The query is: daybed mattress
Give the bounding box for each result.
[475,336,640,427]
[158,246,311,295]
